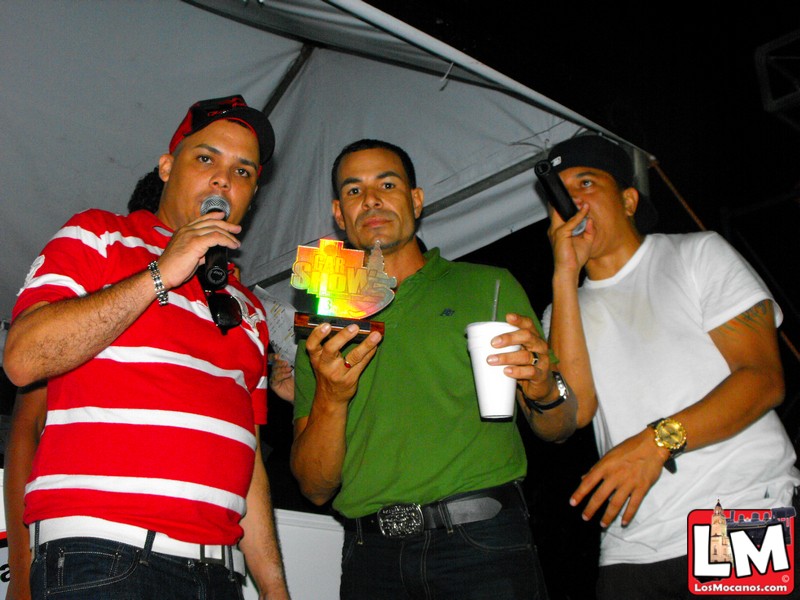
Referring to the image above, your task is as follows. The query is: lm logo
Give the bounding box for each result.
[688,500,795,595]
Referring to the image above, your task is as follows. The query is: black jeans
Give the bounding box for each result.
[339,501,549,600]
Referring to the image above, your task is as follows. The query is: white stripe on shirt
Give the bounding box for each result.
[45,407,256,449]
[95,346,248,390]
[22,272,87,297]
[26,474,246,513]
[54,226,163,258]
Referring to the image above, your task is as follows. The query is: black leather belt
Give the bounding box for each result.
[342,481,525,539]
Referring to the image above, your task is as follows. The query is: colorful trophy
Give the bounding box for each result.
[290,239,396,341]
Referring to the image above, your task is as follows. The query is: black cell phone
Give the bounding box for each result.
[534,159,587,235]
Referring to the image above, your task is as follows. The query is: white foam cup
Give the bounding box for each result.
[465,321,521,419]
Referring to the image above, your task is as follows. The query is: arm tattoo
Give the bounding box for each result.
[721,300,771,335]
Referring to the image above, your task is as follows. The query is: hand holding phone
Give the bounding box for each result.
[534,159,587,236]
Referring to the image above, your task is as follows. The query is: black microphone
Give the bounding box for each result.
[534,159,587,236]
[199,195,231,291]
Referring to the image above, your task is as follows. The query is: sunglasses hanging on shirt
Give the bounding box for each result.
[205,289,242,335]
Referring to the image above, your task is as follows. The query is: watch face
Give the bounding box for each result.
[656,419,686,451]
[552,372,568,398]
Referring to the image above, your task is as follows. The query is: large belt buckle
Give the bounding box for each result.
[376,503,424,539]
[199,545,226,566]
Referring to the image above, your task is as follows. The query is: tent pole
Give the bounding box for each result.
[650,160,707,231]
[263,44,315,115]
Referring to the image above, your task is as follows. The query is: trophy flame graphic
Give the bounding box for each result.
[290,239,396,341]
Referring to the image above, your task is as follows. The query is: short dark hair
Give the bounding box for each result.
[331,139,417,198]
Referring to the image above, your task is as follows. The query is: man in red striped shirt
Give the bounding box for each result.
[3,96,289,600]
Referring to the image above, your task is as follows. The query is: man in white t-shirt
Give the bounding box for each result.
[542,134,800,599]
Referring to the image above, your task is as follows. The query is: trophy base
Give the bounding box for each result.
[294,313,385,343]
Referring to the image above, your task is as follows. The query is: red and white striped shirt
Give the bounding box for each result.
[13,208,269,545]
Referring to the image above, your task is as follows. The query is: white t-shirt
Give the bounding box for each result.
[544,232,799,566]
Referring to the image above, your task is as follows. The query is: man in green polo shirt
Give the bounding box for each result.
[291,139,576,599]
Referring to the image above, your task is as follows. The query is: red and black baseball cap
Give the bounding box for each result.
[169,95,275,169]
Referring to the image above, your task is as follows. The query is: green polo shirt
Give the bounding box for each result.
[293,249,541,518]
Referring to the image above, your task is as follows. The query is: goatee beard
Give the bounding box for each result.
[361,233,414,255]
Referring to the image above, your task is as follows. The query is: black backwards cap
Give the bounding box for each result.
[548,134,658,233]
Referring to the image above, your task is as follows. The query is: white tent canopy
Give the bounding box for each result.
[0,0,647,323]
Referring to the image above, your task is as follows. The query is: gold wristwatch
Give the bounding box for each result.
[648,417,687,474]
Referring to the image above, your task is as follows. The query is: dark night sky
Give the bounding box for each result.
[366,1,800,346]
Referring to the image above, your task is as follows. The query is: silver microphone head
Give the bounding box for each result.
[200,195,231,220]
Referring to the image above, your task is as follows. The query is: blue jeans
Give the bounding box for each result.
[339,502,549,599]
[30,536,243,600]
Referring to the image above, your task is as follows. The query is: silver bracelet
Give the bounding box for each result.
[525,371,569,414]
[147,261,169,306]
